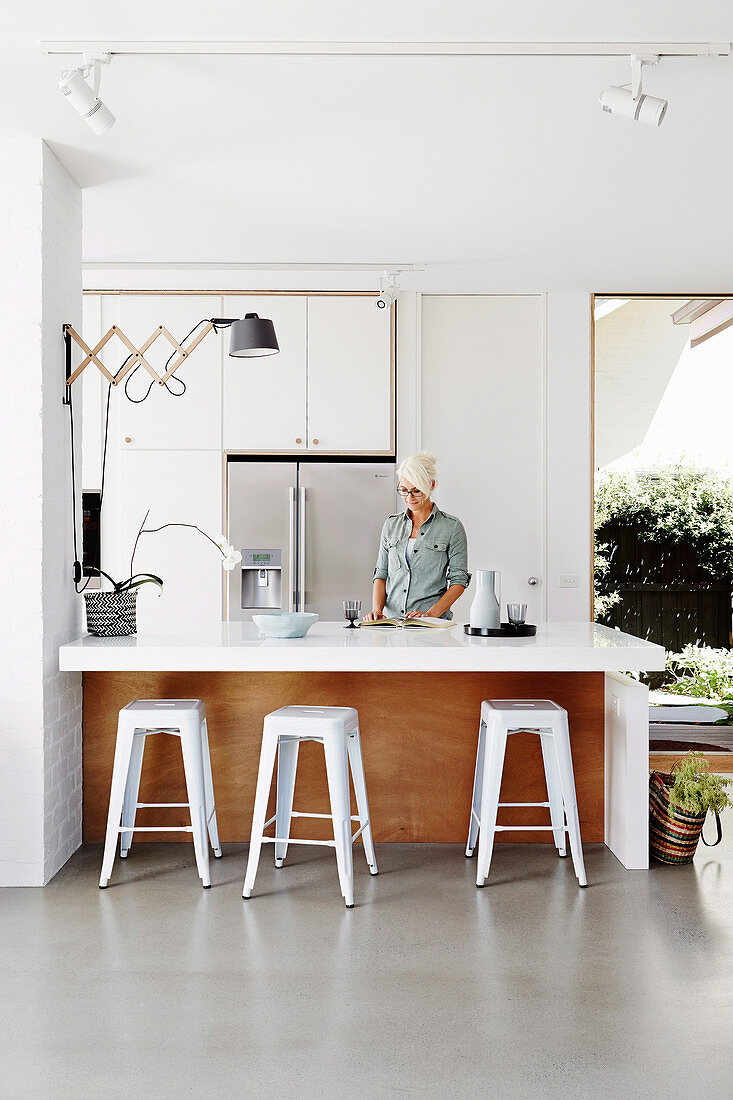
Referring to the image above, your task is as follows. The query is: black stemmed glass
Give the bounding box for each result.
[343,600,362,628]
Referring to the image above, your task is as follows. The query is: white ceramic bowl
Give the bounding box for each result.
[252,612,319,639]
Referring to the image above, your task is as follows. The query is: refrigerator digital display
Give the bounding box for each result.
[252,553,271,563]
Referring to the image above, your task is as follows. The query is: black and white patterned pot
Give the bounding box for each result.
[84,590,138,637]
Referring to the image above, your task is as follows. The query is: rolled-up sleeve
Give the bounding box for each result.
[373,521,389,581]
[447,520,471,589]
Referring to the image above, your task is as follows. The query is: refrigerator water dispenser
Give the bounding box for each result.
[240,549,283,610]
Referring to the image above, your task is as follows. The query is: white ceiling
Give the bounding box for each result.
[4,2,733,291]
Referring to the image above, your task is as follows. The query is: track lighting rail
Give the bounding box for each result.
[41,40,731,58]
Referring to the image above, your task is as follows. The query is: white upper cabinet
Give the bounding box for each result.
[113,295,222,450]
[222,295,307,452]
[306,297,394,453]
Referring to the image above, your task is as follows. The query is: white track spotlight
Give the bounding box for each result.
[376,272,400,310]
[600,54,668,127]
[58,54,115,134]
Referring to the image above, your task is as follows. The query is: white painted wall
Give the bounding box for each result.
[0,141,82,886]
[596,298,733,474]
[546,293,592,620]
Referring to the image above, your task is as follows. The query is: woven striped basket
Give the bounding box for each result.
[84,590,138,637]
[649,771,707,864]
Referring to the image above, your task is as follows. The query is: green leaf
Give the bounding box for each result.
[85,566,124,591]
[117,574,164,593]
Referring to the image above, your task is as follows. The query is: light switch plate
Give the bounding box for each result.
[558,574,579,588]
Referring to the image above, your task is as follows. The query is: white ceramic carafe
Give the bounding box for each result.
[469,570,501,629]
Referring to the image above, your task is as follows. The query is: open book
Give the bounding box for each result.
[359,615,455,630]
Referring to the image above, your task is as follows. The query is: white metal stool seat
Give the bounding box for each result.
[466,699,587,888]
[243,705,378,908]
[99,699,222,889]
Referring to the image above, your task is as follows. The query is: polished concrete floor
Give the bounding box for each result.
[2,819,733,1099]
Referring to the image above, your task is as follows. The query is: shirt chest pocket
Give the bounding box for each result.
[424,539,448,568]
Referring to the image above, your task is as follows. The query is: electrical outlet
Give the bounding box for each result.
[610,694,620,716]
[558,574,579,588]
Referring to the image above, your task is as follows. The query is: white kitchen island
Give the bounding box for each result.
[60,622,665,870]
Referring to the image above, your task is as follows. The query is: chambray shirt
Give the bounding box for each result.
[373,503,471,619]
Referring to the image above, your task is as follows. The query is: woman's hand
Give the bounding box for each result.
[363,609,386,622]
[404,610,428,619]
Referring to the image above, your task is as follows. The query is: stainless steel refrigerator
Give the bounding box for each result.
[227,460,397,621]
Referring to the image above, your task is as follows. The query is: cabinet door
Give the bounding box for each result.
[421,295,544,625]
[116,450,224,633]
[306,297,394,453]
[222,295,307,452]
[116,295,222,450]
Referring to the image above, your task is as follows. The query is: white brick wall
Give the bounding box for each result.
[597,298,733,473]
[595,300,690,469]
[0,139,82,886]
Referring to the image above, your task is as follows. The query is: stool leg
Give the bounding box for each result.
[200,717,222,858]
[551,715,588,887]
[180,721,211,888]
[99,718,137,888]
[120,732,145,858]
[275,737,299,867]
[324,734,355,908]
[347,726,378,875]
[466,717,487,857]
[243,729,278,899]
[540,731,567,858]
[476,719,508,888]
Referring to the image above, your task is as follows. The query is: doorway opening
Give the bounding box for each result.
[593,295,733,770]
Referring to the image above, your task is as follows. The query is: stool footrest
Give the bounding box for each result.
[118,825,193,834]
[494,825,568,832]
[262,836,336,848]
[498,801,551,808]
[292,811,360,820]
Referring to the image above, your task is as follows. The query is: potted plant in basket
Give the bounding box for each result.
[650,751,732,864]
[84,510,242,637]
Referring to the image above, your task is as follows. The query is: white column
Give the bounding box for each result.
[0,139,83,886]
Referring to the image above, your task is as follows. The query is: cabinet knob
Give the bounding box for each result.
[124,437,132,444]
[528,576,540,586]
[312,438,319,446]
[295,437,302,445]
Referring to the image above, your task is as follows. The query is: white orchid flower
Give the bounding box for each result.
[222,548,242,571]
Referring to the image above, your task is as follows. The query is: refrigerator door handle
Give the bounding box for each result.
[288,486,297,612]
[298,486,306,612]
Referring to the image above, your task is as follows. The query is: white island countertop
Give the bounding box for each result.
[59,621,665,674]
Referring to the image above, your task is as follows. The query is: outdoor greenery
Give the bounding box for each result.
[593,541,620,619]
[595,463,733,577]
[664,644,733,701]
[666,751,733,816]
[594,463,733,640]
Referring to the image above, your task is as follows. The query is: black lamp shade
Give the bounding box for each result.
[228,313,279,357]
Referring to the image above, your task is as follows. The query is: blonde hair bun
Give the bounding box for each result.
[396,452,438,498]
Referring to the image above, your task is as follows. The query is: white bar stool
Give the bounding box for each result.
[99,699,222,889]
[466,699,587,888]
[243,705,378,908]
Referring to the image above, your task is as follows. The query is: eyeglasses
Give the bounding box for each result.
[397,487,424,499]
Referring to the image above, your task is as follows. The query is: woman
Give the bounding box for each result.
[365,452,470,621]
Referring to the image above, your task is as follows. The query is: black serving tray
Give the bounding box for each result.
[464,623,537,638]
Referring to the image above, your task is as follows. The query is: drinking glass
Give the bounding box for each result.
[507,603,527,626]
[343,600,362,628]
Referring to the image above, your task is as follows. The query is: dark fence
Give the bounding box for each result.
[596,523,733,651]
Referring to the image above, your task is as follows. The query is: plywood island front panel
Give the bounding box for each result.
[82,670,605,844]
